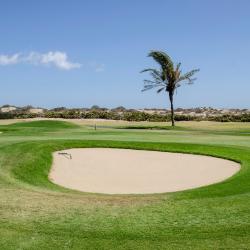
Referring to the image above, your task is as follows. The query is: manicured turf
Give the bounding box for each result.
[0,120,250,249]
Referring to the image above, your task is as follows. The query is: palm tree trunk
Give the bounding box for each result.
[169,92,175,126]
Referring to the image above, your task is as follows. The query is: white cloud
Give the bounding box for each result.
[94,64,105,72]
[0,52,106,72]
[27,51,81,70]
[89,62,105,72]
[0,53,20,65]
[0,51,81,70]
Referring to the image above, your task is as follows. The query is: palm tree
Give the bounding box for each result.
[141,51,199,126]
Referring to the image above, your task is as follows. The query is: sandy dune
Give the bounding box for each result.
[50,148,240,194]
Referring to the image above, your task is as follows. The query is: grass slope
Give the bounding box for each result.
[0,120,250,249]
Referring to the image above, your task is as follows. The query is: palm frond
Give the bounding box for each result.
[179,69,199,80]
[148,51,174,81]
[176,62,181,71]
[142,79,165,92]
[176,69,199,85]
[141,67,166,83]
[143,79,158,85]
[157,87,165,93]
[148,51,174,70]
[186,77,197,84]
[140,68,160,74]
[142,84,158,92]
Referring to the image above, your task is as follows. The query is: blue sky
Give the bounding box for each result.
[0,0,249,109]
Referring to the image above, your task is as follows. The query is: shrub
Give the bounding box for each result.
[0,112,15,119]
[1,109,250,122]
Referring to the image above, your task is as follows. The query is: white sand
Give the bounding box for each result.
[50,148,240,194]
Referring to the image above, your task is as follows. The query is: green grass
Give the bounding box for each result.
[0,120,79,136]
[0,120,250,249]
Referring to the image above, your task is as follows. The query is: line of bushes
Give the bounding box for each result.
[44,110,172,121]
[1,110,250,122]
[0,112,38,119]
[208,114,250,122]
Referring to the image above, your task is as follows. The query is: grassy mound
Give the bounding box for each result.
[0,120,78,136]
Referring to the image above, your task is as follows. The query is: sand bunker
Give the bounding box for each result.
[50,148,240,194]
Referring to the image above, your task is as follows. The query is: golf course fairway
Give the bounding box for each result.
[0,119,250,249]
